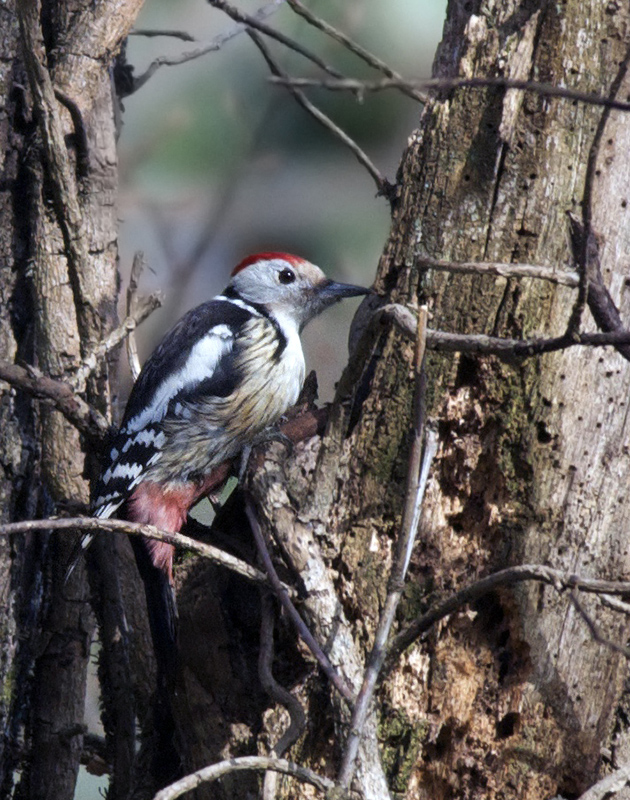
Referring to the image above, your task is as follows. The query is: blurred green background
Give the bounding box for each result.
[79,0,446,796]
[117,0,446,402]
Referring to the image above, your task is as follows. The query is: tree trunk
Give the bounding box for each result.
[175,2,630,799]
[331,0,630,796]
[2,2,143,798]
[0,9,45,796]
[5,0,630,798]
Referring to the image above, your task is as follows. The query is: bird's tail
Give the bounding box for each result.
[130,537,179,681]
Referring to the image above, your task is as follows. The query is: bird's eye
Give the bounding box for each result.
[278,268,296,284]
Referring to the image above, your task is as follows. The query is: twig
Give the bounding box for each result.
[395,306,430,585]
[210,0,344,78]
[0,516,270,587]
[259,595,306,800]
[258,596,306,758]
[406,428,438,578]
[372,303,630,358]
[269,75,630,114]
[385,564,630,671]
[131,0,287,92]
[248,29,393,200]
[126,252,154,381]
[425,328,630,357]
[245,498,354,702]
[72,291,162,391]
[153,755,334,800]
[286,0,427,103]
[600,595,630,616]
[337,307,432,787]
[567,215,630,362]
[569,590,630,660]
[131,43,228,93]
[416,256,580,287]
[131,29,197,41]
[0,361,109,442]
[566,53,630,339]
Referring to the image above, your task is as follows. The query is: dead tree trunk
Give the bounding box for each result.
[320,1,630,797]
[4,0,630,798]
[383,3,630,795]
[1,2,144,798]
[175,2,630,799]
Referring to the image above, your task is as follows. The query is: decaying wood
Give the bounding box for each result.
[6,0,630,798]
[239,2,630,798]
[356,2,630,796]
[5,0,143,798]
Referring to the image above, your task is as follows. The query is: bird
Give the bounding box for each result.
[89,252,369,671]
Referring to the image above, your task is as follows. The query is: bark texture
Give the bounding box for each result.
[4,1,630,799]
[175,2,630,799]
[0,7,45,796]
[1,2,143,798]
[362,1,630,797]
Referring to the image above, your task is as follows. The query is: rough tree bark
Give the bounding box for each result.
[4,1,630,799]
[390,2,630,796]
[298,0,630,797]
[175,3,630,800]
[1,2,144,799]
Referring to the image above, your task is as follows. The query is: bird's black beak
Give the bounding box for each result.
[319,280,371,305]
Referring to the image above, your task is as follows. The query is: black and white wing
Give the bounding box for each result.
[93,298,253,518]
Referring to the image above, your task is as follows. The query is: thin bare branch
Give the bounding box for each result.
[248,29,393,199]
[131,29,197,41]
[567,215,630,361]
[338,308,433,787]
[0,516,270,587]
[385,564,630,671]
[566,52,630,340]
[569,590,630,660]
[373,303,630,358]
[425,328,630,357]
[286,0,427,103]
[269,75,630,114]
[210,0,344,78]
[406,428,438,578]
[72,291,162,392]
[258,596,306,758]
[126,252,153,381]
[0,361,109,442]
[131,0,287,93]
[416,256,580,287]
[600,595,630,616]
[245,498,354,702]
[153,755,334,800]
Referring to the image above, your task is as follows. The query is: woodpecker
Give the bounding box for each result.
[91,252,369,667]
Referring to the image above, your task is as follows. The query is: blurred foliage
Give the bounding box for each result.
[118,0,446,398]
[82,4,446,795]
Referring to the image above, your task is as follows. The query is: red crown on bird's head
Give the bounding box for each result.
[231,252,306,277]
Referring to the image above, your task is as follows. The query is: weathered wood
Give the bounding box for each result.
[5,1,143,798]
[0,11,44,794]
[236,2,630,798]
[332,1,630,797]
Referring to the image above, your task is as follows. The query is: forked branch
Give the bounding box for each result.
[153,755,334,800]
